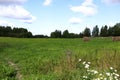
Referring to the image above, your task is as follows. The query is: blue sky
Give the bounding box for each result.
[0,0,120,36]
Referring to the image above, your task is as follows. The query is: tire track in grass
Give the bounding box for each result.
[8,61,22,80]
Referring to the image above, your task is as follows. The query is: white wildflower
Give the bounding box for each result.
[83,61,86,64]
[114,69,117,72]
[99,73,103,76]
[115,73,119,77]
[88,62,91,64]
[83,76,87,79]
[94,70,98,74]
[106,72,110,76]
[78,59,81,62]
[114,76,118,79]
[110,67,113,70]
[100,77,103,79]
[85,64,89,69]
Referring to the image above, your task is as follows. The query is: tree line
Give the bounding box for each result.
[0,26,33,38]
[0,22,120,38]
[50,23,120,38]
[0,26,49,38]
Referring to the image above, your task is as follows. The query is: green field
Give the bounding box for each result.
[0,37,120,80]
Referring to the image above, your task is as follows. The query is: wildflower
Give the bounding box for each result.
[106,72,110,76]
[93,70,98,74]
[83,61,86,64]
[110,67,113,70]
[88,62,91,64]
[83,76,87,79]
[114,69,117,72]
[114,76,118,79]
[115,73,119,77]
[99,73,102,76]
[80,60,119,80]
[100,77,103,79]
[85,64,89,69]
[78,59,81,62]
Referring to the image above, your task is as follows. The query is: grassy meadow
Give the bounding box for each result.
[0,37,120,80]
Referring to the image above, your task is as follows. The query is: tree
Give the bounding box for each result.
[92,25,99,37]
[100,25,108,37]
[83,27,91,37]
[0,26,4,36]
[108,27,114,36]
[62,30,69,38]
[79,32,83,38]
[50,30,62,38]
[112,23,120,36]
[4,26,12,37]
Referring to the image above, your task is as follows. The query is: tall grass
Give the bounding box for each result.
[0,37,120,80]
[0,61,17,80]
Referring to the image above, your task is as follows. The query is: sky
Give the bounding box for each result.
[0,0,120,36]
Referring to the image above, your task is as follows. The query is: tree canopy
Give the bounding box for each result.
[92,25,99,37]
[0,26,32,38]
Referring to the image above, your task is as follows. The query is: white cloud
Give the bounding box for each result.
[70,0,97,16]
[0,5,36,23]
[70,6,97,16]
[102,0,120,4]
[21,16,36,24]
[0,0,27,5]
[0,0,36,23]
[69,17,82,24]
[43,0,52,6]
[0,20,14,26]
[82,0,95,6]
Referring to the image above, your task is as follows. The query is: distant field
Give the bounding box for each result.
[0,37,120,80]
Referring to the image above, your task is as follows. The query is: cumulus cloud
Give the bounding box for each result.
[102,0,120,4]
[69,17,82,24]
[0,0,36,23]
[70,0,97,16]
[0,6,36,23]
[0,0,27,5]
[43,0,52,6]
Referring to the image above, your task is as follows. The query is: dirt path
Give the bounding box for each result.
[8,61,22,80]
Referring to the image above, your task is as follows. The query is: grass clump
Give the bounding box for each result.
[0,63,17,80]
